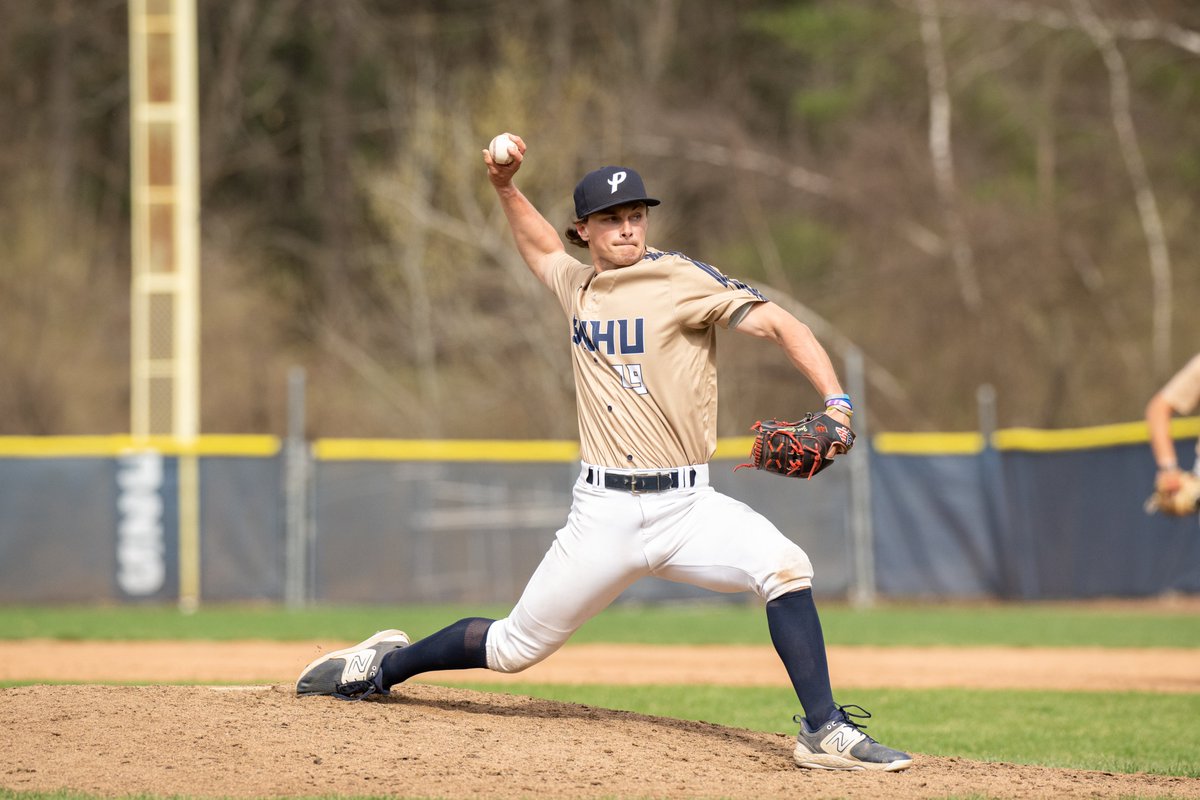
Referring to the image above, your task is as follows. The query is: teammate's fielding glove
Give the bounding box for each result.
[1144,471,1200,517]
[735,412,855,479]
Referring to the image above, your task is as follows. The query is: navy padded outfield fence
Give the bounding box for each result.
[0,420,1196,605]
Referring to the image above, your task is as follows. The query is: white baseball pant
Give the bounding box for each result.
[485,462,814,673]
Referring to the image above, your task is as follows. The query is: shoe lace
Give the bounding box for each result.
[332,679,384,702]
[792,703,876,735]
[835,703,873,730]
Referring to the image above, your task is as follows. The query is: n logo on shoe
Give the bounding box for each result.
[825,727,864,754]
[344,650,374,680]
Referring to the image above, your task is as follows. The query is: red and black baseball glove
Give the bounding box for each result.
[735,412,855,479]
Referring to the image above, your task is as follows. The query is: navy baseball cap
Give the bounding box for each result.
[573,166,661,219]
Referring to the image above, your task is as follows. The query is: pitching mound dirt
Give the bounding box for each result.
[4,631,1199,799]
[3,682,1200,800]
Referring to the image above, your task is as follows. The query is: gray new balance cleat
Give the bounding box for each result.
[296,629,409,700]
[793,704,913,771]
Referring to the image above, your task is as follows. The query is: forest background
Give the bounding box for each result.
[2,0,1198,439]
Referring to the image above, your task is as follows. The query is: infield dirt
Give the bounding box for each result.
[2,640,1200,799]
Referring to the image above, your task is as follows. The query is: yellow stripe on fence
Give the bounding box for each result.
[872,432,985,455]
[313,438,580,462]
[713,436,757,460]
[875,416,1199,454]
[993,422,1145,451]
[0,435,280,458]
[0,417,1194,460]
[996,417,1200,451]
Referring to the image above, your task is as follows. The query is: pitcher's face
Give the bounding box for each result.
[577,202,648,271]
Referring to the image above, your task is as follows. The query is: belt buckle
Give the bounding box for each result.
[623,471,677,494]
[639,472,671,494]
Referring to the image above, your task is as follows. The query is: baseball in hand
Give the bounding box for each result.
[488,133,515,165]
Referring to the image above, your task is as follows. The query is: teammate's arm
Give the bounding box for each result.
[483,134,564,287]
[1146,391,1182,491]
[734,301,851,428]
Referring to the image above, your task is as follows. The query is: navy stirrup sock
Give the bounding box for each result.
[379,617,493,688]
[766,588,836,727]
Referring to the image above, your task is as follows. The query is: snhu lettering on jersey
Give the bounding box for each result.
[572,316,645,355]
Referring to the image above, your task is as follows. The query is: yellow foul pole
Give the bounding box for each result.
[129,0,201,612]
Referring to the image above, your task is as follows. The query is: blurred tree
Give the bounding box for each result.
[0,0,1197,436]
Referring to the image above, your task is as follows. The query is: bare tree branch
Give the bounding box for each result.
[921,0,1200,57]
[733,170,791,296]
[629,134,835,197]
[1065,237,1140,379]
[916,0,983,312]
[1118,15,1200,56]
[629,134,971,284]
[316,322,423,423]
[381,45,443,434]
[1071,0,1174,379]
[382,162,577,414]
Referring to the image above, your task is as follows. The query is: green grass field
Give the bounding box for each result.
[3,599,1198,646]
[2,601,1199,784]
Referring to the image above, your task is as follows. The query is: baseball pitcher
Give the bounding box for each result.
[296,133,912,772]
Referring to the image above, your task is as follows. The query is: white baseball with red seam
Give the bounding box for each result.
[489,133,515,165]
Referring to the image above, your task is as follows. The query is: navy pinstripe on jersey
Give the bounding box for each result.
[643,249,766,301]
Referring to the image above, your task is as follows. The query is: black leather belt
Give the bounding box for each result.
[585,468,696,493]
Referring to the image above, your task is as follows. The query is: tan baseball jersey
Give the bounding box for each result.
[1161,353,1200,462]
[544,247,766,469]
[1161,353,1200,415]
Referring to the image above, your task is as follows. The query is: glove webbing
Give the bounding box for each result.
[736,423,825,478]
